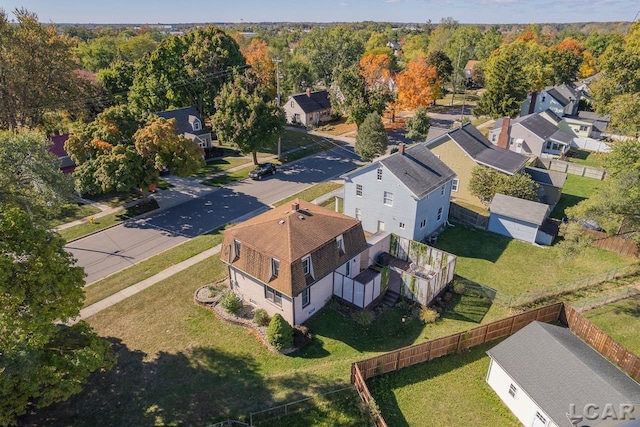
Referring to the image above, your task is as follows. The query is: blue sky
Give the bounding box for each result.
[2,0,638,24]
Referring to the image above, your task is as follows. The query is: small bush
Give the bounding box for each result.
[452,281,466,295]
[352,309,375,326]
[253,308,270,326]
[220,290,241,314]
[419,307,440,324]
[293,325,313,349]
[325,297,341,311]
[267,313,294,349]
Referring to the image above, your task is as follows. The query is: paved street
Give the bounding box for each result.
[67,146,360,284]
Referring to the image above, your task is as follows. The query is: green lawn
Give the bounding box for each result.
[584,296,640,354]
[434,225,631,296]
[568,149,607,168]
[551,174,605,219]
[56,208,126,242]
[48,203,101,228]
[274,182,342,207]
[29,254,512,426]
[191,151,251,178]
[320,196,344,213]
[201,165,254,187]
[367,343,519,427]
[265,130,326,154]
[85,190,141,208]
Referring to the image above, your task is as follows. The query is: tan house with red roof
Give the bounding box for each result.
[220,199,369,325]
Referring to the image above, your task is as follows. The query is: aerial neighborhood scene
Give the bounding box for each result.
[3,0,640,425]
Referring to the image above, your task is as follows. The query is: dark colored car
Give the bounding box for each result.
[249,163,277,180]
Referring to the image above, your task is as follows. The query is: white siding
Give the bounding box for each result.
[229,267,293,325]
[486,359,558,427]
[294,274,333,324]
[488,214,539,243]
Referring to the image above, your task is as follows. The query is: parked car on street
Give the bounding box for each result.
[249,163,277,180]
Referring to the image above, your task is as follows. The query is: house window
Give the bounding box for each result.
[193,120,201,131]
[302,255,311,276]
[336,235,345,255]
[399,222,405,229]
[437,207,443,221]
[356,184,363,197]
[509,137,514,145]
[541,96,546,102]
[290,100,294,108]
[420,219,426,228]
[301,288,310,307]
[265,285,282,307]
[452,178,459,192]
[377,220,385,231]
[535,412,547,425]
[271,258,280,278]
[377,167,383,181]
[580,125,588,131]
[440,185,445,196]
[383,191,393,206]
[233,239,241,258]
[508,384,517,398]
[355,208,362,220]
[491,133,496,142]
[345,260,351,276]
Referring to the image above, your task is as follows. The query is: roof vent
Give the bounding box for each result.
[298,215,305,220]
[279,219,285,225]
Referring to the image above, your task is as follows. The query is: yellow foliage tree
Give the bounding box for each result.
[395,56,441,110]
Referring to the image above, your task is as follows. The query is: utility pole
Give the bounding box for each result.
[273,57,283,161]
[451,45,462,107]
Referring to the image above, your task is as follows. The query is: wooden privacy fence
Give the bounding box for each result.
[448,202,489,230]
[562,304,640,383]
[537,157,607,180]
[585,230,640,258]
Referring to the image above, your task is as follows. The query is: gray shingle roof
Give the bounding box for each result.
[516,113,563,141]
[438,124,529,175]
[290,90,331,114]
[545,83,579,107]
[156,106,210,137]
[577,111,611,133]
[379,144,456,199]
[487,321,640,427]
[490,193,549,225]
[525,167,567,188]
[550,129,574,145]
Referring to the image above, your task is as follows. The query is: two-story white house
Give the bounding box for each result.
[520,83,582,117]
[342,143,456,242]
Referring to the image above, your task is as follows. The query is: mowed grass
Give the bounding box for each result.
[48,203,101,228]
[201,165,254,187]
[584,295,640,354]
[274,182,342,207]
[367,342,519,427]
[56,208,126,242]
[83,231,225,307]
[551,174,605,219]
[568,149,607,168]
[435,225,630,296]
[29,254,513,426]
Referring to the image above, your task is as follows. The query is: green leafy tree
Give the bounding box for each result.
[355,112,388,162]
[0,207,112,425]
[476,26,503,61]
[469,166,538,203]
[401,32,430,62]
[473,48,528,118]
[0,9,85,129]
[266,313,293,349]
[426,50,453,87]
[0,129,74,219]
[96,60,135,105]
[129,27,246,118]
[75,36,118,72]
[212,72,285,165]
[405,107,431,141]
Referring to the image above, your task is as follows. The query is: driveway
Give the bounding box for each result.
[68,146,361,284]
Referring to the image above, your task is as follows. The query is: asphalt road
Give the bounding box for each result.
[67,146,361,285]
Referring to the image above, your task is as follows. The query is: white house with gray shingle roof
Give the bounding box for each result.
[283,89,332,127]
[521,83,582,117]
[342,143,456,242]
[487,321,640,427]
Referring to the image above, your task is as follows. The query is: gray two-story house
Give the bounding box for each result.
[342,143,456,242]
[520,83,582,117]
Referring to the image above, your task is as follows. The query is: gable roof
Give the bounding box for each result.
[490,193,549,225]
[487,321,640,427]
[430,123,529,175]
[514,112,564,141]
[577,111,611,133]
[290,90,331,114]
[156,106,210,136]
[221,199,367,297]
[545,83,579,107]
[464,59,480,71]
[525,166,567,189]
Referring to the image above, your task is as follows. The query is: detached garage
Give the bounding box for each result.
[488,194,556,245]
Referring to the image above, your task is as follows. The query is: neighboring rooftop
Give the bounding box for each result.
[156,106,210,136]
[576,111,611,133]
[515,112,564,141]
[290,90,331,114]
[489,193,549,225]
[545,82,579,107]
[487,321,640,427]
[431,123,529,175]
[525,166,567,189]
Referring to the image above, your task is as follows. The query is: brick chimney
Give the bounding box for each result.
[497,118,511,149]
[306,88,311,97]
[528,91,538,115]
[292,201,300,212]
[398,143,405,155]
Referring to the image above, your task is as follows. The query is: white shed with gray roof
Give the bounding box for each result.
[486,321,640,427]
[488,194,554,244]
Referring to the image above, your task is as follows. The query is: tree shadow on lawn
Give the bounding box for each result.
[22,338,340,427]
[366,342,494,427]
[435,225,510,263]
[550,193,587,219]
[441,286,493,324]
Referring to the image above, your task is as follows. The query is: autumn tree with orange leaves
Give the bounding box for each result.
[359,53,392,90]
[239,38,276,98]
[395,56,441,110]
[549,37,587,84]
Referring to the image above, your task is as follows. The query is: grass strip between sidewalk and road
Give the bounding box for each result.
[274,182,342,207]
[57,209,126,242]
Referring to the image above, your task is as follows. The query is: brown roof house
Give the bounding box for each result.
[220,199,370,325]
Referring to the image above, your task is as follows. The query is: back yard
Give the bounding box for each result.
[551,174,605,219]
[584,296,640,354]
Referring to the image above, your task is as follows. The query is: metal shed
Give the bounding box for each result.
[488,194,553,244]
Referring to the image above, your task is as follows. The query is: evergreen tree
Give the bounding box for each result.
[405,107,431,141]
[355,112,388,162]
[266,313,293,350]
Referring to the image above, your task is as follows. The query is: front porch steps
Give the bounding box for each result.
[381,290,400,308]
